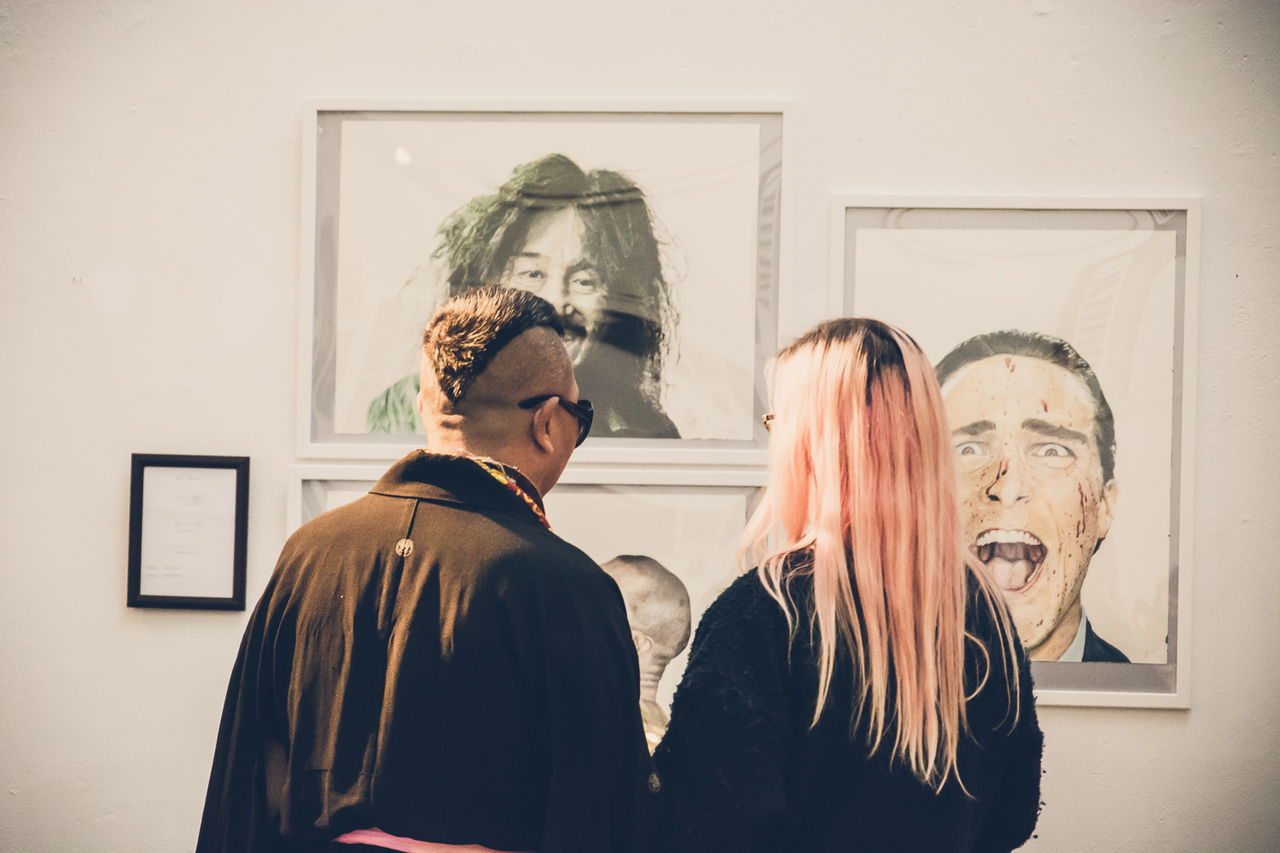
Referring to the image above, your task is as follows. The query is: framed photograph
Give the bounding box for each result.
[127,454,249,610]
[288,463,765,746]
[832,197,1199,707]
[299,100,785,466]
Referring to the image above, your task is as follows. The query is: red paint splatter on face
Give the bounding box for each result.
[1077,482,1087,536]
[1041,398,1048,412]
[1004,356,1014,370]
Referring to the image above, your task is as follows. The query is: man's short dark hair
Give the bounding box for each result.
[423,285,563,406]
[935,329,1116,482]
[432,153,676,386]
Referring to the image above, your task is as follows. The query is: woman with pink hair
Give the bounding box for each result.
[654,318,1043,852]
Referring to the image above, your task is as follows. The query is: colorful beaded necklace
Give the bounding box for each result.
[470,457,551,531]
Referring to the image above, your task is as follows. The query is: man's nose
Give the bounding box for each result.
[561,302,587,324]
[548,273,573,309]
[983,451,1028,504]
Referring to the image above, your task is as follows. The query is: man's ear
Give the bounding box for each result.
[1096,478,1119,541]
[530,397,557,454]
[631,629,654,656]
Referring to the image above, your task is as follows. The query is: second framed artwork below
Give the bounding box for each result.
[832,196,1199,708]
[288,463,766,749]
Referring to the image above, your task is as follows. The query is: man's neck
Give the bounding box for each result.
[638,666,666,698]
[1031,604,1084,662]
[466,454,545,504]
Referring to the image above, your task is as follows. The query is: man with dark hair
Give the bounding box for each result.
[601,555,692,750]
[369,153,680,439]
[936,328,1128,663]
[199,286,660,852]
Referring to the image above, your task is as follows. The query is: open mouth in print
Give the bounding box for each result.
[974,529,1047,592]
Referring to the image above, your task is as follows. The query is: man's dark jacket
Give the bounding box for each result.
[1083,620,1130,663]
[197,451,658,852]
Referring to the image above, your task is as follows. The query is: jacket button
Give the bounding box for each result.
[647,771,662,793]
[395,538,414,557]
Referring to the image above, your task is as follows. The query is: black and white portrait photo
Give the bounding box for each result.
[543,483,756,733]
[363,153,682,439]
[600,554,692,750]
[304,107,782,455]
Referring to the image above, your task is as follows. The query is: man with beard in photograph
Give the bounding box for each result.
[935,329,1128,663]
[369,153,680,439]
[602,555,693,751]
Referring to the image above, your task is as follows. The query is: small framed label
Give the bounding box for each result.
[127,454,249,610]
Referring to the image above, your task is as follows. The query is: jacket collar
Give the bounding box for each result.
[370,449,548,518]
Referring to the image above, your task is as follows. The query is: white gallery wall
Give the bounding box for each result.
[2,1,1277,850]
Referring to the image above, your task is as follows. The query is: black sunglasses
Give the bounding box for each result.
[518,394,594,447]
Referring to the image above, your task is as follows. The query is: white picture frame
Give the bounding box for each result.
[298,100,786,468]
[286,463,766,740]
[831,196,1199,708]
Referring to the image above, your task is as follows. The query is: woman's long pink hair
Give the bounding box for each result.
[740,318,1022,790]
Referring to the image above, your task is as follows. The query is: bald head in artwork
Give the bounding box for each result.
[417,285,582,496]
[602,553,691,749]
[601,554,692,668]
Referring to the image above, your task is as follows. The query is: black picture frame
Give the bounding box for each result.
[127,453,249,610]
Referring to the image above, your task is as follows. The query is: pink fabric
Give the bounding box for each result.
[333,827,533,853]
